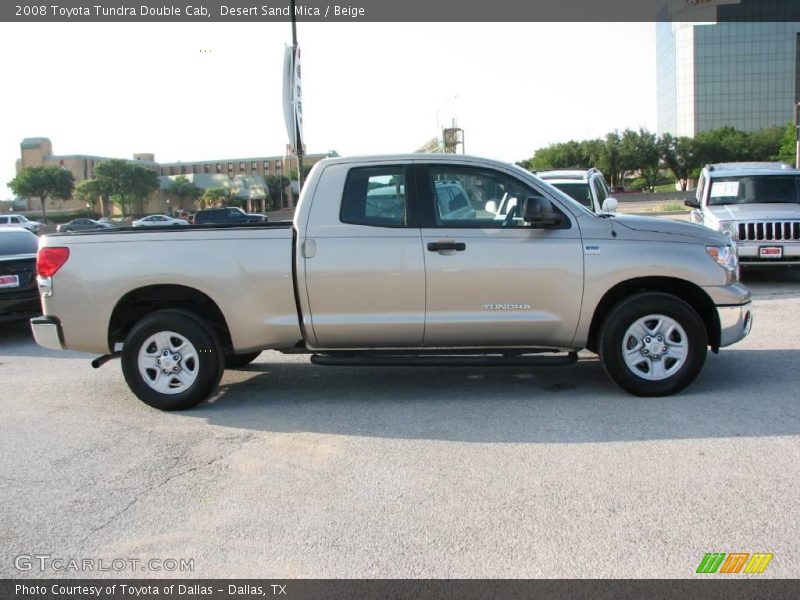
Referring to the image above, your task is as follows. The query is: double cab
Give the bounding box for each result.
[32,155,752,410]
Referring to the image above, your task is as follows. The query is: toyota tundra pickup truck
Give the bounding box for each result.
[31,154,752,410]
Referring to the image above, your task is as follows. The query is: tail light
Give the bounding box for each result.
[37,247,70,277]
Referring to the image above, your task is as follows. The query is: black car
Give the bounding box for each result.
[0,228,40,321]
[193,207,268,225]
[57,218,115,233]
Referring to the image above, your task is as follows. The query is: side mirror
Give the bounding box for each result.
[601,197,618,214]
[685,198,701,209]
[522,196,564,228]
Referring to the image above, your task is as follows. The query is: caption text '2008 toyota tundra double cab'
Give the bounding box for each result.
[32,155,753,410]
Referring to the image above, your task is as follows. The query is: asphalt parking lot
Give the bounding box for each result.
[1,269,799,579]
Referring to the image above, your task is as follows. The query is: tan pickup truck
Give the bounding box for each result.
[31,154,752,410]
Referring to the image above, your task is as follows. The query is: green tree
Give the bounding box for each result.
[166,175,203,210]
[92,159,159,217]
[659,133,697,190]
[201,187,227,208]
[265,175,290,208]
[634,129,661,192]
[596,131,624,187]
[8,166,75,222]
[776,122,797,164]
[74,178,115,217]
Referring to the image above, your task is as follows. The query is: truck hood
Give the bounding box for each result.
[707,203,800,221]
[612,214,729,245]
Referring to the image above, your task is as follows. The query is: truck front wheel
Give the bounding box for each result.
[598,292,707,397]
[121,310,224,410]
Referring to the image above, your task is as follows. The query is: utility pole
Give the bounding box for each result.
[290,0,304,192]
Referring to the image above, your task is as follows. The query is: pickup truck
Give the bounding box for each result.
[31,154,753,410]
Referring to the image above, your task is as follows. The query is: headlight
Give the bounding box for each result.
[716,221,737,240]
[706,245,738,276]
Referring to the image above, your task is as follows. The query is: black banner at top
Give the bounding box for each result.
[3,0,800,23]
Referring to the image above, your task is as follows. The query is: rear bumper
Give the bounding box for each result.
[30,315,65,350]
[717,302,753,348]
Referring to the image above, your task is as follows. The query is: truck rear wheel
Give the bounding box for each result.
[121,310,224,410]
[598,292,707,397]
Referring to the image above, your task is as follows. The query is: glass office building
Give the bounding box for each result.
[656,1,800,137]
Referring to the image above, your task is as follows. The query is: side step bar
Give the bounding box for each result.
[310,351,578,368]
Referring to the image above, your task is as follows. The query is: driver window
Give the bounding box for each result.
[428,167,533,228]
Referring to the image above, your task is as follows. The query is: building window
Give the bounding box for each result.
[216,163,223,174]
[180,165,187,175]
[264,161,270,172]
[227,163,233,172]
[169,166,175,175]
[239,161,246,172]
[204,164,211,174]
[251,161,258,171]
[192,165,198,174]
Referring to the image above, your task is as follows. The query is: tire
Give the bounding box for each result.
[224,351,261,369]
[598,292,707,397]
[121,310,224,410]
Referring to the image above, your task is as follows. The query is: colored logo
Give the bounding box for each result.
[696,552,773,574]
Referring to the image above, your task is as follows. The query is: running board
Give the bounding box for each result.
[310,351,578,368]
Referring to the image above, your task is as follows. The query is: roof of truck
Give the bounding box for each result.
[706,162,799,178]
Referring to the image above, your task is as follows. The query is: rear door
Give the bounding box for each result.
[418,162,584,348]
[301,161,425,348]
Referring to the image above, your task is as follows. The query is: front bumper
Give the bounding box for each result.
[716,302,753,347]
[737,241,800,266]
[30,315,65,350]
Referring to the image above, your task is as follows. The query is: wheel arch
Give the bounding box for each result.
[108,284,232,353]
[586,277,720,354]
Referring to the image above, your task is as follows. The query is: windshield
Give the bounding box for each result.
[708,175,800,206]
[549,182,593,209]
[16,215,30,222]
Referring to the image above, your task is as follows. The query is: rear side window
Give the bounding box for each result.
[341,166,408,228]
[0,230,38,255]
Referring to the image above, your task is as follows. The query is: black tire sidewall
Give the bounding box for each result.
[121,311,223,410]
[599,293,708,397]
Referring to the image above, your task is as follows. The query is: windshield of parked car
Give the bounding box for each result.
[16,215,30,222]
[708,175,800,206]
[548,182,593,209]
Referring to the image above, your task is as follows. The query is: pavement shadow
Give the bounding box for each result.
[181,348,800,445]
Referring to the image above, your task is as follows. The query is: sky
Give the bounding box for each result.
[0,22,656,198]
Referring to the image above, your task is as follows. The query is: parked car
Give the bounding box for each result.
[688,162,800,267]
[193,207,267,225]
[0,228,40,321]
[537,168,618,213]
[132,215,189,228]
[0,214,41,234]
[57,218,115,233]
[32,154,751,410]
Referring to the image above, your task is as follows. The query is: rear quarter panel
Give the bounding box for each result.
[39,227,301,354]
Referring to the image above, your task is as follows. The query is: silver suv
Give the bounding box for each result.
[688,162,800,267]
[0,214,41,234]
[537,168,618,213]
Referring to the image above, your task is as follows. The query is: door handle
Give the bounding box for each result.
[427,241,466,252]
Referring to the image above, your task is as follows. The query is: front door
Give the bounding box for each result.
[418,164,584,348]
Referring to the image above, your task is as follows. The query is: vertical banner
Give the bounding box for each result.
[282,45,297,152]
[294,45,304,153]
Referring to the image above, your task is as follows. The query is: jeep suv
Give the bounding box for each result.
[536,168,618,213]
[193,207,267,225]
[688,162,800,267]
